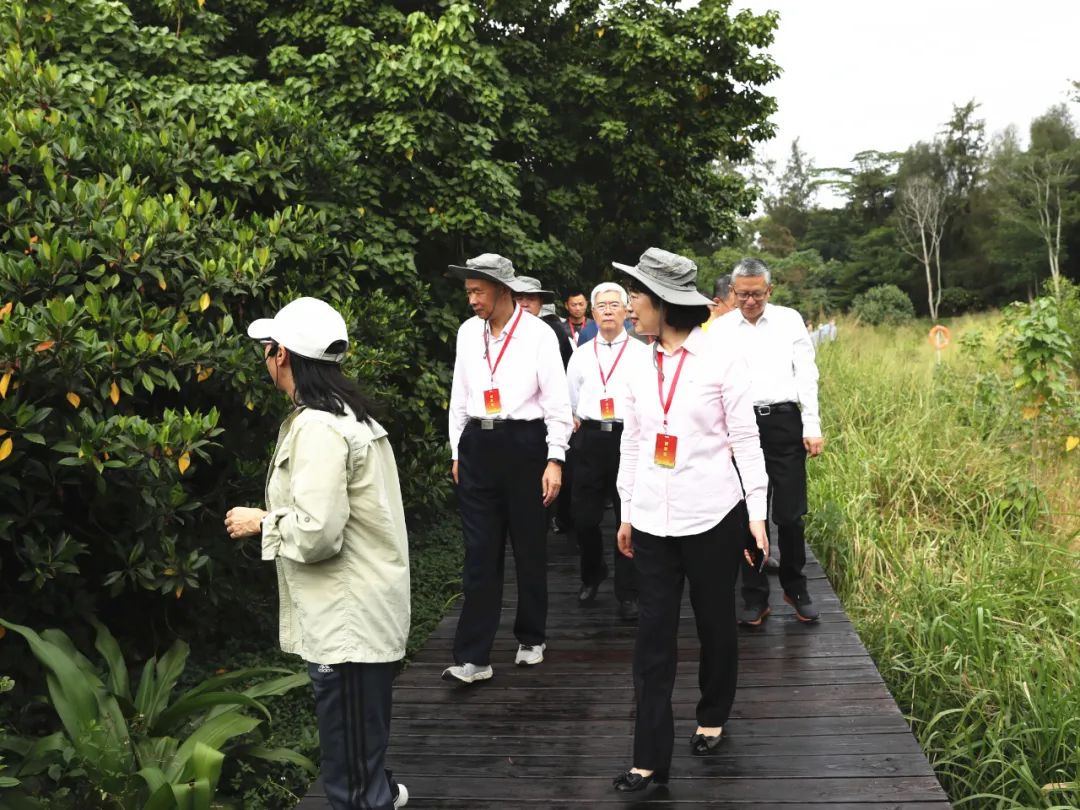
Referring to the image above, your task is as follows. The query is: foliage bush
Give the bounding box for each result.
[0,617,312,809]
[936,286,982,315]
[0,0,778,646]
[850,283,915,325]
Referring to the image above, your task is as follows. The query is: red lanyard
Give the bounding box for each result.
[484,307,524,382]
[594,336,629,392]
[656,348,689,431]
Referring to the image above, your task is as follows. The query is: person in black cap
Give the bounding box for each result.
[443,254,573,684]
[609,248,769,793]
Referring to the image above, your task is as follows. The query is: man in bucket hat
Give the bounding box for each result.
[444,254,573,684]
[513,275,574,368]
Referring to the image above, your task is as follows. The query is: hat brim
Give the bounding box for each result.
[447,265,532,293]
[247,318,276,341]
[612,262,713,307]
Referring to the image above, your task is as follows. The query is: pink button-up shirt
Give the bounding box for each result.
[617,326,767,537]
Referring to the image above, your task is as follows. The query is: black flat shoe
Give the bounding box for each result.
[612,768,669,792]
[578,582,600,604]
[690,731,725,756]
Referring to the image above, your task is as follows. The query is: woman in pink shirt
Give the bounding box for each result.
[610,248,769,793]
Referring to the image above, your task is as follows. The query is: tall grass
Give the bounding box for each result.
[809,317,1080,810]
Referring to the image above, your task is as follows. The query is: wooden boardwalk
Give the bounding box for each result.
[298,529,952,808]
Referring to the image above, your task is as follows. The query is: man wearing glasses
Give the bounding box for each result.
[565,283,647,621]
[711,258,823,626]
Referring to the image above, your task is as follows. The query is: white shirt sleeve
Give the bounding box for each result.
[566,347,585,417]
[536,325,572,462]
[792,316,821,438]
[720,354,768,521]
[448,326,468,461]
[616,373,640,526]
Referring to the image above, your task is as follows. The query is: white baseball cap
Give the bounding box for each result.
[247,297,349,362]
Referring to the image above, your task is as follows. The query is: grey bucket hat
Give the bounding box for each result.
[612,248,713,307]
[447,253,533,294]
[514,275,556,303]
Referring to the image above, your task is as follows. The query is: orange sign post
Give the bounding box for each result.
[928,325,951,365]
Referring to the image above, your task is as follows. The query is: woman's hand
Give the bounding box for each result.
[225,506,268,539]
[744,519,768,567]
[617,522,634,559]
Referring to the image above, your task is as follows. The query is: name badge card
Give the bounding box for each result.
[600,397,615,420]
[654,433,678,468]
[483,388,502,415]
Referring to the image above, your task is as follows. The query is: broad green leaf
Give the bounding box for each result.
[233,744,317,775]
[151,692,270,736]
[90,617,131,701]
[164,713,261,782]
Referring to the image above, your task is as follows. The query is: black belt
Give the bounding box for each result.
[467,417,544,431]
[754,401,799,416]
[579,419,623,433]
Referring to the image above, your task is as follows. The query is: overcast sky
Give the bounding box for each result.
[733,0,1080,205]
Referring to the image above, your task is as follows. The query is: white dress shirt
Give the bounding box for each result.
[448,305,573,461]
[617,327,767,537]
[710,303,821,438]
[566,329,650,421]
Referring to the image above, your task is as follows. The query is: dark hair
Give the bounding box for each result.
[564,288,587,302]
[626,278,710,330]
[284,341,373,422]
[713,274,732,299]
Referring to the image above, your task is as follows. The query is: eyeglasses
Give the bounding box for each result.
[592,302,624,313]
[733,290,769,302]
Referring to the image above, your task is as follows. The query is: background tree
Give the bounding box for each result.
[895,175,948,320]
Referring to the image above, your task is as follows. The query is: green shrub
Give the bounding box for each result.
[850,283,915,325]
[0,618,312,809]
[937,286,981,316]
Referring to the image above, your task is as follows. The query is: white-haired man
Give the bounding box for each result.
[711,257,823,625]
[565,282,649,620]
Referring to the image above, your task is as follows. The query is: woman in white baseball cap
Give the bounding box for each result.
[225,296,412,810]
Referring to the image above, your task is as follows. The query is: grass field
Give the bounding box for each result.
[808,316,1079,809]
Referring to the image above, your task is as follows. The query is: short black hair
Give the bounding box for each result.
[626,278,710,330]
[564,288,587,302]
[713,274,732,299]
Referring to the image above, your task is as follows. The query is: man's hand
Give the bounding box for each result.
[573,418,581,433]
[451,461,459,485]
[745,519,768,567]
[541,461,562,507]
[617,522,633,559]
[803,436,825,457]
[225,506,268,539]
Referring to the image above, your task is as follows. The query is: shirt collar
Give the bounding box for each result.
[736,303,771,326]
[657,326,705,357]
[484,304,522,342]
[596,328,628,347]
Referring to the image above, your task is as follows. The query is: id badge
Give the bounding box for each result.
[483,388,502,415]
[654,433,678,468]
[600,397,615,420]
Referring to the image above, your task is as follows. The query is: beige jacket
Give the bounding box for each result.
[261,407,410,664]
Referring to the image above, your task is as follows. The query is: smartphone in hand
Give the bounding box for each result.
[745,531,767,572]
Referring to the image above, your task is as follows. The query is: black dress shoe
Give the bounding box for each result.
[618,599,639,622]
[690,731,725,756]
[578,583,599,604]
[612,768,669,792]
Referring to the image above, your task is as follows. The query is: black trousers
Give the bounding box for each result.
[308,661,401,810]
[554,443,575,532]
[631,502,746,770]
[454,420,548,665]
[570,425,637,602]
[741,409,808,603]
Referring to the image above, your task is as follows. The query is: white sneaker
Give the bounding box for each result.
[393,783,409,808]
[515,643,546,666]
[441,663,493,684]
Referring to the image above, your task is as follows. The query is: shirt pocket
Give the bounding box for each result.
[267,444,292,510]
